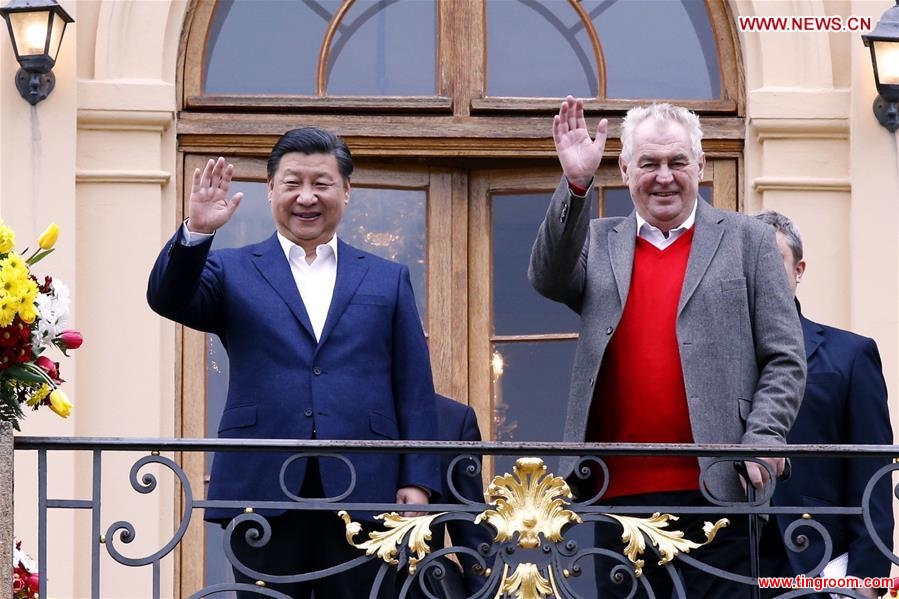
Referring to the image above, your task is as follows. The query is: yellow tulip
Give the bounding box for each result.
[48,388,73,418]
[38,222,59,250]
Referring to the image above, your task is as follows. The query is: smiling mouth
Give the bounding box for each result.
[294,212,321,221]
[652,191,679,198]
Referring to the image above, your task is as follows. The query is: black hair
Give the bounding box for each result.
[266,127,353,181]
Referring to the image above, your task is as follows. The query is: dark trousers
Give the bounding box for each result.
[757,518,829,599]
[230,459,395,599]
[593,490,755,599]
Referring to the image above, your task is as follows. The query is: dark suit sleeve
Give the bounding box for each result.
[844,338,893,580]
[146,229,225,333]
[392,265,440,494]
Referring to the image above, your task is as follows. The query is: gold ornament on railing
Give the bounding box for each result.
[477,457,581,549]
[341,457,729,599]
[498,562,557,598]
[338,510,442,575]
[606,512,730,577]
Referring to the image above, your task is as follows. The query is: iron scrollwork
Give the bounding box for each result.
[343,457,728,598]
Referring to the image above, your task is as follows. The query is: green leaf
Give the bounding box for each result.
[0,386,24,431]
[25,248,54,266]
[3,363,52,385]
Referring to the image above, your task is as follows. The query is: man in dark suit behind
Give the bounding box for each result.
[755,210,894,599]
[403,394,492,599]
[528,97,806,598]
[147,127,439,598]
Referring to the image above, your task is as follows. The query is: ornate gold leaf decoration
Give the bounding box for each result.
[476,457,582,549]
[606,512,730,577]
[339,458,729,599]
[499,562,557,599]
[339,510,443,574]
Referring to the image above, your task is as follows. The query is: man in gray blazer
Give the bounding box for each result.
[528,96,806,598]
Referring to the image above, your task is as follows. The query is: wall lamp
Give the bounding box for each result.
[0,0,72,105]
[863,1,899,132]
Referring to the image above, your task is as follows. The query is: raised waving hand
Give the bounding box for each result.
[553,96,609,189]
[187,157,244,234]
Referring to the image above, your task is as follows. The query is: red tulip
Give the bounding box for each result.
[35,355,59,381]
[58,329,83,350]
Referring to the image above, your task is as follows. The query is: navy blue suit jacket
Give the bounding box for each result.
[148,231,439,521]
[420,395,491,596]
[771,310,893,579]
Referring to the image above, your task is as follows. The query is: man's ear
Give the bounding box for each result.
[795,259,806,282]
[618,156,629,184]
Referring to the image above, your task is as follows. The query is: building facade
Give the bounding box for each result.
[2,0,897,596]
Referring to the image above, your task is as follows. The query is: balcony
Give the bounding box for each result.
[3,424,897,598]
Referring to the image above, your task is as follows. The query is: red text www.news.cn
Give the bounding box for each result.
[758,575,893,592]
[738,15,872,33]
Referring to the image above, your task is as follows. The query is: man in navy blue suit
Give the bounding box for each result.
[402,394,492,599]
[148,127,439,598]
[755,211,893,598]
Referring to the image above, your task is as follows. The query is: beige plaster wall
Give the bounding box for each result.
[738,0,899,570]
[1,0,897,596]
[4,1,185,596]
[738,0,899,423]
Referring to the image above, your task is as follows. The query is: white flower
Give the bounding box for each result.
[13,544,37,572]
[31,279,71,354]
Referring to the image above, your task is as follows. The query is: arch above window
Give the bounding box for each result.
[182,0,742,116]
[485,0,721,100]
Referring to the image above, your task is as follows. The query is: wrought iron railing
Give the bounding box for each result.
[9,437,899,599]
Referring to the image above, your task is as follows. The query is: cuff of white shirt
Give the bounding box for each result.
[180,219,214,247]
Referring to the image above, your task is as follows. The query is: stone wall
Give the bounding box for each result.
[1,421,12,597]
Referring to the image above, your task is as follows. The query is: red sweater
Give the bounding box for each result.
[587,228,700,499]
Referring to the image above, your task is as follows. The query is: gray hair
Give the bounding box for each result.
[620,103,704,164]
[753,210,804,263]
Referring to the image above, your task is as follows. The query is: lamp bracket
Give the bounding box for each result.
[14,67,54,105]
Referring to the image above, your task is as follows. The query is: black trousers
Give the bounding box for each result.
[593,490,755,599]
[229,459,395,599]
[757,518,829,599]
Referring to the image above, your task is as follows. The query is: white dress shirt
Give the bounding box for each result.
[634,199,698,250]
[277,233,338,342]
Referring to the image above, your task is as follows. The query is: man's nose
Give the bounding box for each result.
[296,186,315,204]
[655,164,674,183]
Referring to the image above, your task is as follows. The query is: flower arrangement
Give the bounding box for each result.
[0,219,82,430]
[12,541,39,599]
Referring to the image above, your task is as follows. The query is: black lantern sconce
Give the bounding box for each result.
[0,0,73,105]
[863,1,899,132]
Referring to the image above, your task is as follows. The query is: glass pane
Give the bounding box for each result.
[203,180,427,587]
[492,193,597,336]
[210,181,272,249]
[328,0,436,95]
[486,0,720,100]
[602,187,633,218]
[491,341,576,476]
[204,0,335,94]
[590,0,720,99]
[486,0,598,97]
[338,188,427,320]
